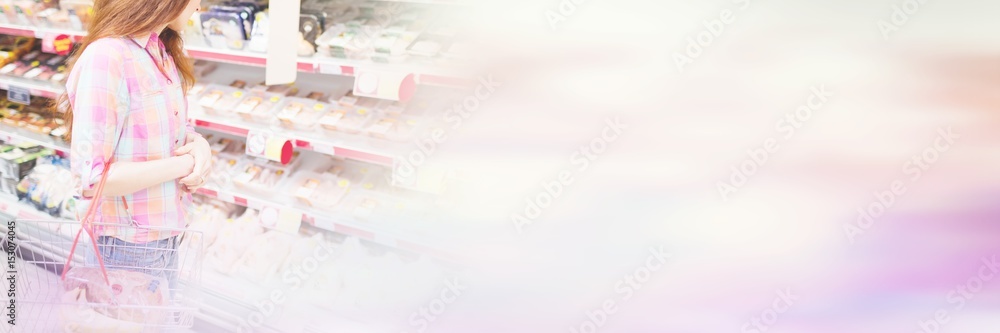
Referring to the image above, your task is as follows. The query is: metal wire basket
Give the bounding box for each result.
[10,219,203,333]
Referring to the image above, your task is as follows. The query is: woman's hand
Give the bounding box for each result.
[174,135,212,193]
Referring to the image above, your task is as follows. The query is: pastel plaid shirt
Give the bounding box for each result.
[68,32,199,243]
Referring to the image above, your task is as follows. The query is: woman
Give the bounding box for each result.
[60,0,211,287]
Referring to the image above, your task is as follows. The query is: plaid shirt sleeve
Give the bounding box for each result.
[67,41,129,197]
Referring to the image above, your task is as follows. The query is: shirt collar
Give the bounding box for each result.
[130,31,158,49]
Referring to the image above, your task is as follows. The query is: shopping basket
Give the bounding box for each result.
[12,219,203,332]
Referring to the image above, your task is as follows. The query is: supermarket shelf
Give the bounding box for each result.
[0,74,65,99]
[0,23,468,87]
[194,184,458,262]
[190,108,400,166]
[0,194,66,221]
[0,123,70,155]
[0,22,85,41]
[187,45,469,87]
[186,45,319,73]
[0,122,450,262]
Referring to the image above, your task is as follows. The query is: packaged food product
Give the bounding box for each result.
[189,82,208,97]
[247,11,269,53]
[59,287,143,332]
[201,10,248,50]
[232,157,297,195]
[366,116,421,142]
[407,34,449,58]
[316,25,373,59]
[275,97,330,130]
[181,11,204,45]
[48,118,66,139]
[371,31,417,63]
[15,53,50,78]
[205,210,265,274]
[234,231,295,285]
[197,84,245,117]
[209,155,245,187]
[233,92,283,125]
[299,10,325,54]
[266,82,299,96]
[292,171,351,210]
[280,233,330,277]
[210,3,256,39]
[22,53,57,79]
[192,59,217,77]
[183,203,228,251]
[35,54,66,81]
[318,107,372,135]
[62,268,169,325]
[0,50,39,75]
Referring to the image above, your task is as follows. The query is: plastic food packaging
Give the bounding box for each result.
[292,171,351,210]
[407,34,449,58]
[247,10,268,53]
[232,158,297,195]
[233,91,284,125]
[205,210,265,274]
[201,10,248,50]
[0,49,39,75]
[209,4,255,40]
[366,116,421,142]
[276,97,330,131]
[371,31,418,63]
[60,288,143,333]
[61,268,170,326]
[234,231,296,285]
[319,107,372,135]
[197,84,246,117]
[192,59,217,77]
[299,10,325,54]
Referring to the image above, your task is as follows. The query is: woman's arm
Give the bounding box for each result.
[69,41,193,199]
[83,155,194,197]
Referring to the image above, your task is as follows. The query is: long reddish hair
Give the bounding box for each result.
[57,0,195,141]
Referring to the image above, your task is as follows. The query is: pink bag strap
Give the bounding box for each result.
[60,110,132,285]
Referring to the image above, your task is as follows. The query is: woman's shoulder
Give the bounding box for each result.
[76,37,132,63]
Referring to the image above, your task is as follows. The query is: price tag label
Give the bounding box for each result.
[352,69,416,102]
[7,86,30,105]
[311,143,336,157]
[317,63,344,75]
[245,130,293,164]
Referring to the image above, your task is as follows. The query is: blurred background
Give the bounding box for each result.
[438,0,1000,332]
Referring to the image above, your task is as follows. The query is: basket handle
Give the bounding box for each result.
[60,108,133,286]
